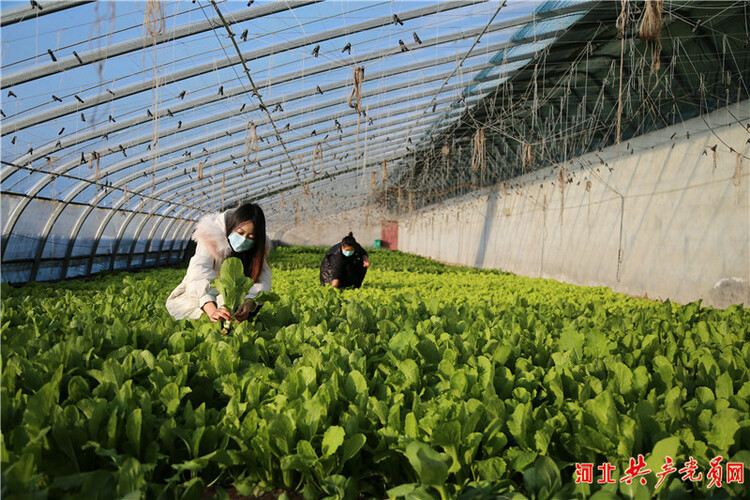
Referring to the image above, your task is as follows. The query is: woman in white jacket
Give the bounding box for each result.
[166,202,272,322]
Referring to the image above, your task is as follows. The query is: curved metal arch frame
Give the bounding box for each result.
[99,118,436,276]
[153,101,451,210]
[2,18,580,263]
[4,1,588,186]
[17,47,490,207]
[0,0,93,27]
[5,6,546,184]
[152,217,194,269]
[83,115,435,280]
[158,88,472,199]
[16,101,426,281]
[2,1,481,135]
[150,214,194,268]
[2,1,316,88]
[227,162,391,229]
[4,1,601,281]
[121,212,173,271]
[132,116,429,227]
[178,150,394,227]
[112,144,399,279]
[176,124,432,216]
[178,121,439,222]
[8,69,470,272]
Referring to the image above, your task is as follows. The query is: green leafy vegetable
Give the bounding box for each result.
[211,257,254,315]
[2,247,748,499]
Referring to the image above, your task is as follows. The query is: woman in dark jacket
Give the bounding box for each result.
[320,232,370,289]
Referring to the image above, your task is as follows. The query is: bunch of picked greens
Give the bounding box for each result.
[211,257,278,334]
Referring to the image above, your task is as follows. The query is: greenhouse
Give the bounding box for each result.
[1,0,749,498]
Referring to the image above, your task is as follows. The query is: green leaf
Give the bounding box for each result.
[211,257,255,314]
[253,291,280,303]
[706,409,740,452]
[116,456,153,498]
[344,370,367,401]
[387,483,418,497]
[583,391,618,437]
[405,412,419,438]
[322,426,345,456]
[475,457,507,481]
[416,339,441,365]
[399,359,420,388]
[523,455,561,499]
[609,362,633,398]
[159,383,185,416]
[646,436,681,477]
[297,440,317,460]
[24,366,63,432]
[181,477,205,500]
[125,409,142,457]
[560,325,583,360]
[405,441,451,486]
[715,372,733,399]
[342,433,366,462]
[508,402,532,449]
[618,481,650,500]
[433,421,461,450]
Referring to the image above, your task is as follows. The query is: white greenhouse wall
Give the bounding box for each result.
[276,209,383,249]
[398,101,750,309]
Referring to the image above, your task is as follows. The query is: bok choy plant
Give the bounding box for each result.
[211,257,278,334]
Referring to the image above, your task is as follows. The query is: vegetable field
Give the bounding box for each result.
[2,247,749,499]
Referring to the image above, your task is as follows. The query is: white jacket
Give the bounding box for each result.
[165,211,272,320]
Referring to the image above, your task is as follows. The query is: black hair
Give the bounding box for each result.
[225,202,266,281]
[342,231,356,247]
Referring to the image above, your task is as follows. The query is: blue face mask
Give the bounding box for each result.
[342,249,354,257]
[228,231,255,252]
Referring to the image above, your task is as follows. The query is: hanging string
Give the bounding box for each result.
[713,147,718,172]
[382,160,389,212]
[471,128,486,178]
[348,66,365,188]
[144,0,165,212]
[638,0,663,75]
[246,121,259,162]
[144,0,165,36]
[734,152,743,187]
[361,103,370,187]
[88,151,100,184]
[198,161,204,180]
[311,143,324,176]
[558,165,566,226]
[442,142,451,177]
[221,172,225,208]
[46,156,59,201]
[347,66,365,113]
[522,142,534,171]
[616,0,627,144]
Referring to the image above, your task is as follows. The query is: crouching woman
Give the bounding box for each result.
[166,202,271,322]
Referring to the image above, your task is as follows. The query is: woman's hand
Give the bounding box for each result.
[234,299,255,322]
[203,301,231,322]
[362,256,370,268]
